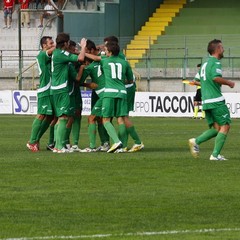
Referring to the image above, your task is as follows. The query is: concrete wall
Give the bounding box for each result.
[63,0,163,47]
[138,79,240,93]
[1,76,240,93]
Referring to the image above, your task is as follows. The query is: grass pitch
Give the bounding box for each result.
[0,115,240,240]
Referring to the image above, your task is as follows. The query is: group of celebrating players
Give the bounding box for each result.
[26,33,144,153]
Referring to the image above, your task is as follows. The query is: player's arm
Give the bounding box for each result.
[191,80,200,86]
[78,38,87,62]
[77,65,98,89]
[75,64,86,81]
[82,82,98,89]
[85,53,101,62]
[214,77,235,88]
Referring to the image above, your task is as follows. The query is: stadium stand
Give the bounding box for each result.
[125,0,187,67]
[0,5,57,64]
[0,0,113,90]
[126,0,240,69]
[1,0,240,91]
[0,0,111,70]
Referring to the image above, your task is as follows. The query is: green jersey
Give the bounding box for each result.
[194,71,201,90]
[199,56,224,110]
[50,48,78,95]
[101,55,133,99]
[68,63,77,96]
[118,51,126,60]
[81,61,105,97]
[36,50,51,98]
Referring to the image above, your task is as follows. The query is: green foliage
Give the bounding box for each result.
[0,115,240,240]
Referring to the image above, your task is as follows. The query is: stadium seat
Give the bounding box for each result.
[125,0,187,68]
[133,0,240,69]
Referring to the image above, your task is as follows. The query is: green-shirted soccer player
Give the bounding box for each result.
[59,40,83,152]
[51,33,86,153]
[68,41,84,152]
[189,39,235,161]
[100,41,134,153]
[27,36,55,152]
[80,40,108,152]
[86,36,144,153]
[104,36,144,153]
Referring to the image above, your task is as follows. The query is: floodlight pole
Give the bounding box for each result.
[18,8,23,90]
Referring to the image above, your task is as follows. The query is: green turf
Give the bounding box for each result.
[0,115,240,240]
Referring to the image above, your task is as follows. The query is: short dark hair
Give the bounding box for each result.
[86,39,97,51]
[69,40,76,47]
[104,35,119,44]
[56,32,70,48]
[197,63,201,68]
[105,41,120,56]
[207,39,222,55]
[40,36,52,48]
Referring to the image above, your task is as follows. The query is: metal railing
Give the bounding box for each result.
[1,49,240,90]
[15,61,38,90]
[0,50,38,69]
[128,56,240,82]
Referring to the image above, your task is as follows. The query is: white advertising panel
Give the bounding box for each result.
[81,91,92,115]
[12,90,92,116]
[0,90,13,114]
[131,92,195,117]
[10,90,240,118]
[130,92,240,118]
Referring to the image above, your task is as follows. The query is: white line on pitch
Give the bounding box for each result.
[2,228,240,240]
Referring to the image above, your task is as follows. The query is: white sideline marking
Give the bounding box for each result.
[2,228,240,240]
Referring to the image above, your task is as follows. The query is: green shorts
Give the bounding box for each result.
[102,97,128,118]
[91,90,99,110]
[126,83,136,112]
[205,104,231,127]
[91,98,103,117]
[37,95,53,115]
[69,94,76,117]
[52,92,70,117]
[75,88,82,111]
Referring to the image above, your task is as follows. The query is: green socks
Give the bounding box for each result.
[118,124,127,148]
[72,116,81,146]
[88,123,97,149]
[103,121,120,144]
[64,127,72,146]
[55,118,67,150]
[29,118,42,144]
[127,126,141,145]
[48,124,55,145]
[212,132,227,157]
[196,129,227,157]
[196,128,218,145]
[98,123,109,145]
[36,119,50,142]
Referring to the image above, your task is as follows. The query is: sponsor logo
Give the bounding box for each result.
[134,95,194,114]
[13,91,37,113]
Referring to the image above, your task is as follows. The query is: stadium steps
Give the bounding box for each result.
[125,0,187,68]
[135,0,240,69]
